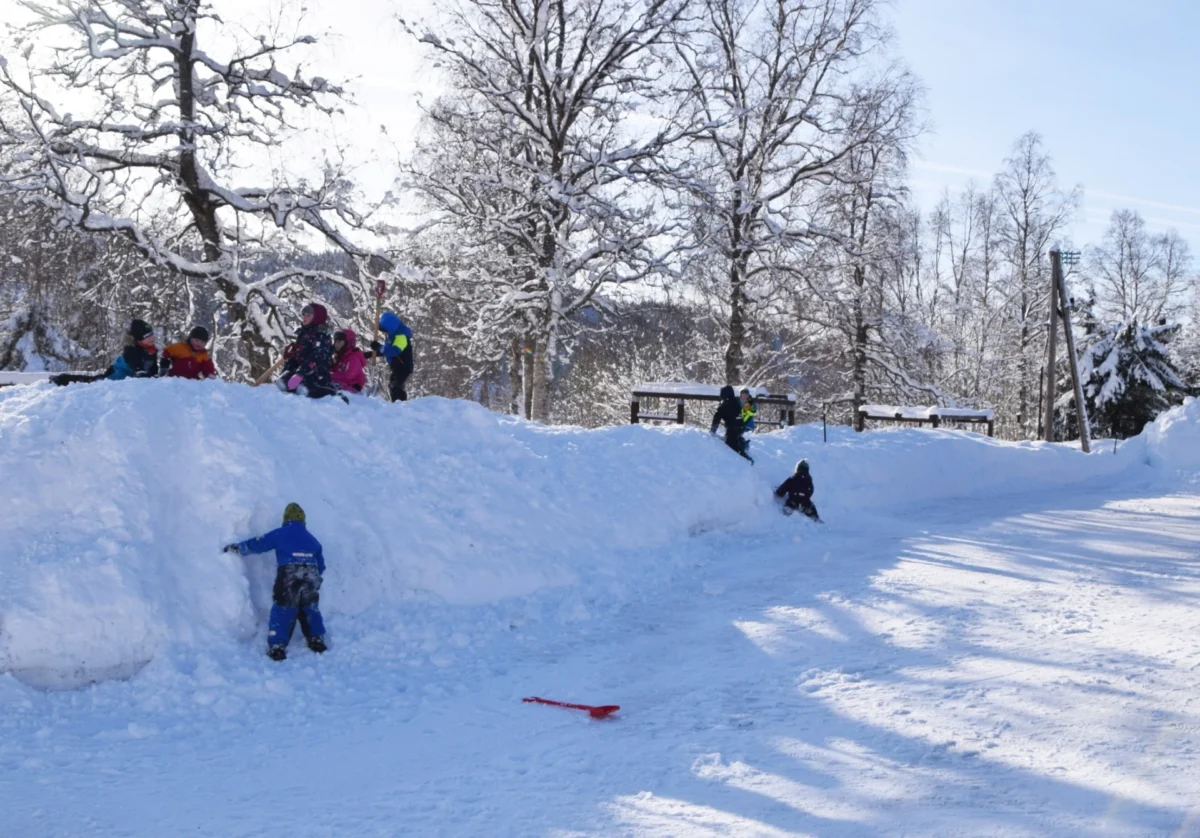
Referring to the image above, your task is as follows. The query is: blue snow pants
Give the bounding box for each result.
[268,563,325,648]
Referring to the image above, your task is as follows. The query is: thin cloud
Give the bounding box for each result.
[1086,190,1200,218]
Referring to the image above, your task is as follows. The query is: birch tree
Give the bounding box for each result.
[1089,210,1189,325]
[991,132,1079,437]
[0,0,387,378]
[675,0,915,385]
[399,0,691,421]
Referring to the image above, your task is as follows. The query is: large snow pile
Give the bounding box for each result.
[1139,396,1200,478]
[0,380,1179,690]
[0,380,764,688]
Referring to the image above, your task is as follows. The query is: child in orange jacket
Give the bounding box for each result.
[161,326,217,380]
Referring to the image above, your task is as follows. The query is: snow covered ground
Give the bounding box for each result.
[2,380,1200,836]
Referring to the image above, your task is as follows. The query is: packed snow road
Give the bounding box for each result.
[3,482,1199,837]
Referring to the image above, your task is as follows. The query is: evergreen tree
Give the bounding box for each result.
[1061,320,1186,440]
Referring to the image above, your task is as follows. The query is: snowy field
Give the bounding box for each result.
[2,381,1200,836]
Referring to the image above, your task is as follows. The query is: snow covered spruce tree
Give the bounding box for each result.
[674,0,918,387]
[1060,320,1187,440]
[398,0,691,422]
[0,0,387,379]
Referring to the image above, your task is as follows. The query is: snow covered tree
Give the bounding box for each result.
[1171,286,1200,394]
[786,71,926,421]
[991,132,1079,437]
[1088,210,1189,325]
[1063,320,1187,440]
[0,0,388,379]
[925,183,1007,403]
[399,0,691,421]
[674,0,918,386]
[0,160,185,371]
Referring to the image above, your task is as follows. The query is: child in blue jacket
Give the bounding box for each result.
[367,311,414,402]
[225,503,327,661]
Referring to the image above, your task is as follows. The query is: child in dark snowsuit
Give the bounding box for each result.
[775,459,819,521]
[225,503,327,661]
[278,303,335,399]
[367,311,413,402]
[52,319,160,386]
[711,385,752,463]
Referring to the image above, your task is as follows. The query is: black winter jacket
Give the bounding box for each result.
[775,472,814,504]
[710,386,744,438]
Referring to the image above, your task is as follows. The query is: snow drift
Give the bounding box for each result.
[0,380,764,688]
[0,381,1182,689]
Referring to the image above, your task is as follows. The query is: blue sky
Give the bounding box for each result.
[893,0,1200,255]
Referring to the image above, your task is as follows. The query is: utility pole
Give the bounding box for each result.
[1045,248,1090,452]
[1056,249,1090,453]
[1043,251,1059,442]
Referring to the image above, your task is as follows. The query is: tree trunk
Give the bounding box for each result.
[509,339,525,417]
[726,247,753,385]
[178,12,272,380]
[852,271,868,431]
[522,340,535,419]
[724,190,748,385]
[1016,292,1031,437]
[529,334,553,423]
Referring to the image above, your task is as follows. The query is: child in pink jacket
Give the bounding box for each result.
[331,329,368,393]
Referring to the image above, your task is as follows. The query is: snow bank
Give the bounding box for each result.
[747,422,1139,516]
[0,380,1183,689]
[1138,396,1200,478]
[0,380,761,688]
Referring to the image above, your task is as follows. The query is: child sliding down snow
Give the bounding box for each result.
[775,460,820,521]
[225,503,327,661]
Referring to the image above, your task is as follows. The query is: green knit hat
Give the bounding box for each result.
[282,503,306,525]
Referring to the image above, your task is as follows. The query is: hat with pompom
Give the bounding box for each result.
[282,503,306,525]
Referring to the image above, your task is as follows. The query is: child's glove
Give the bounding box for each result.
[222,543,241,554]
[370,340,382,354]
[287,374,303,391]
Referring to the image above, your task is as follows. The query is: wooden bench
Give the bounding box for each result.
[631,383,797,428]
[857,404,995,437]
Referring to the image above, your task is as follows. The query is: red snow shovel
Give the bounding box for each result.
[522,696,620,719]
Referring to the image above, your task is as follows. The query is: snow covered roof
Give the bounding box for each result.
[633,382,794,401]
[859,404,995,421]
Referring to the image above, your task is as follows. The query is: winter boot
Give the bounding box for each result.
[307,636,327,654]
[267,645,287,661]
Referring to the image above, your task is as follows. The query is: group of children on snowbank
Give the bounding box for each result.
[50,304,415,402]
[710,384,821,522]
[52,320,215,385]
